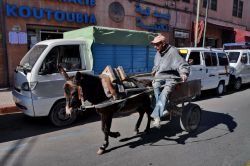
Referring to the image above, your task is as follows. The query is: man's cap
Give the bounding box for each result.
[151,34,166,44]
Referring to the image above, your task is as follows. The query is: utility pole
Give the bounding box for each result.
[202,0,210,47]
[194,0,201,47]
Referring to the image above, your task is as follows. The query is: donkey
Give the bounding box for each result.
[59,67,152,155]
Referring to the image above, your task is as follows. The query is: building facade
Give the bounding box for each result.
[0,0,250,87]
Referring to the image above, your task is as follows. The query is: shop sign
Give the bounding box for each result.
[6,3,97,25]
[135,1,170,32]
[174,31,189,39]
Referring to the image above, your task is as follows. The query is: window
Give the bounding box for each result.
[211,52,217,65]
[210,0,217,11]
[241,53,248,64]
[204,52,217,66]
[59,45,82,71]
[188,52,201,65]
[40,46,60,74]
[39,45,82,74]
[218,53,229,66]
[233,0,243,18]
[202,0,207,8]
[227,52,240,63]
[203,0,217,11]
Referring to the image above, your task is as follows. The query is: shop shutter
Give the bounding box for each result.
[92,43,156,75]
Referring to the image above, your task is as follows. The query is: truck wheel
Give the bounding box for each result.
[180,103,201,132]
[49,100,77,127]
[216,81,225,95]
[234,78,241,90]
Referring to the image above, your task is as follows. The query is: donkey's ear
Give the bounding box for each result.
[74,72,82,84]
[58,65,70,81]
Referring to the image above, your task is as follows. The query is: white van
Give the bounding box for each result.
[178,47,230,95]
[225,49,250,90]
[12,39,93,126]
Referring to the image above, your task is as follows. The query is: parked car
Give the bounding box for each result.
[225,49,250,90]
[178,47,230,95]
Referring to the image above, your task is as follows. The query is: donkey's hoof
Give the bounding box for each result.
[114,132,121,138]
[97,148,105,155]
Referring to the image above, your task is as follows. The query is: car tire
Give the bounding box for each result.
[216,81,225,95]
[49,100,77,127]
[233,78,241,91]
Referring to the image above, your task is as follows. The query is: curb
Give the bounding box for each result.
[0,105,20,114]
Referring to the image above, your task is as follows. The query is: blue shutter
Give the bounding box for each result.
[92,43,156,75]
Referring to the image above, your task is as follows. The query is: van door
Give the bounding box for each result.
[187,51,206,89]
[32,44,89,116]
[203,51,219,89]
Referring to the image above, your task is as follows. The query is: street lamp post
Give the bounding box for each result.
[194,0,201,47]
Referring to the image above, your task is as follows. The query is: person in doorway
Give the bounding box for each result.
[150,34,190,127]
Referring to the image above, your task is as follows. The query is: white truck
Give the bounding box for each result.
[12,26,157,126]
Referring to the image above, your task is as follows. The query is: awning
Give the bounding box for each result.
[234,28,250,42]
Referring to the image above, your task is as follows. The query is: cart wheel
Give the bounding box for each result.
[180,103,201,132]
[49,100,77,127]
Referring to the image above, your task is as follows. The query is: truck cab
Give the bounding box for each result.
[12,39,93,126]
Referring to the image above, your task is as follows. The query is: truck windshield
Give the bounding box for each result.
[20,45,48,72]
[227,52,240,63]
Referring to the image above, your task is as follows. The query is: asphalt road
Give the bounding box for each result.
[0,86,250,166]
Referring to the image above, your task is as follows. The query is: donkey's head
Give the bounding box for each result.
[59,66,83,115]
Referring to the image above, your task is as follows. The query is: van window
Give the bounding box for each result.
[227,52,240,63]
[248,52,250,64]
[39,45,82,75]
[39,46,60,74]
[20,45,48,72]
[204,52,217,66]
[241,53,248,64]
[218,53,229,66]
[59,45,81,71]
[188,51,201,65]
[211,52,218,66]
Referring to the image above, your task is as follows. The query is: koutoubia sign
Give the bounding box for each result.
[5,0,97,25]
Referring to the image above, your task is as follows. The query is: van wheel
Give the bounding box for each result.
[234,78,241,90]
[49,100,77,127]
[216,82,225,95]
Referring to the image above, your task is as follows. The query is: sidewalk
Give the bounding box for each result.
[0,88,20,114]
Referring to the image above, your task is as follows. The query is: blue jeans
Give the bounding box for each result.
[151,79,177,119]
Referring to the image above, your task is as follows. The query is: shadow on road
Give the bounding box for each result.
[105,109,237,153]
[0,109,100,143]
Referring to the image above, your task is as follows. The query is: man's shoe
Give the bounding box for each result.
[152,117,161,128]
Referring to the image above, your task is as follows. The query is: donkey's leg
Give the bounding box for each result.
[97,113,110,155]
[144,106,152,133]
[107,112,120,138]
[134,108,144,134]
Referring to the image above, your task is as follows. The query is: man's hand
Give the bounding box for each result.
[151,70,156,76]
[180,74,188,82]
